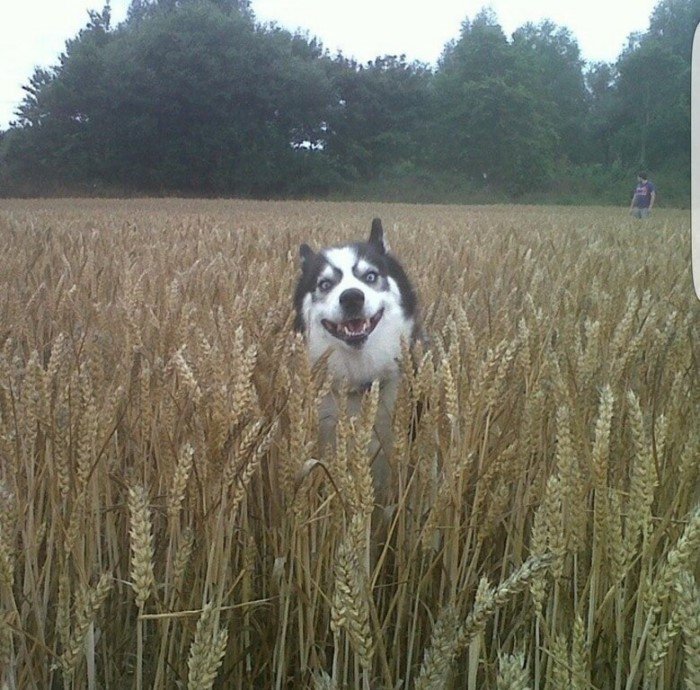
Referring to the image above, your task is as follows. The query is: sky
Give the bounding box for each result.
[0,0,661,130]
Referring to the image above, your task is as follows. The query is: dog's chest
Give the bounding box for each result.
[317,378,399,496]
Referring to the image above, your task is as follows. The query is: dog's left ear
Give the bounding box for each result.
[299,243,315,269]
[369,218,388,254]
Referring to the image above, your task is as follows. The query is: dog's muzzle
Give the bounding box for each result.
[321,297,384,347]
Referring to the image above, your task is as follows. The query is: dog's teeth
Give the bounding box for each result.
[342,319,370,336]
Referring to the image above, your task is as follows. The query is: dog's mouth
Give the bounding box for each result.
[321,308,384,346]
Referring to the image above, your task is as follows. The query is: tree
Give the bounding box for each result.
[512,20,589,164]
[585,61,617,164]
[324,55,432,180]
[5,5,114,192]
[431,9,557,193]
[3,1,336,195]
[647,0,700,60]
[0,0,694,202]
[606,0,696,176]
[126,0,252,24]
[612,40,688,169]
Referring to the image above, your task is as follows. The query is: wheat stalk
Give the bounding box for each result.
[417,555,553,687]
[55,572,112,677]
[675,571,700,690]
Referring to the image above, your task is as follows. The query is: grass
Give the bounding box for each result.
[0,198,697,689]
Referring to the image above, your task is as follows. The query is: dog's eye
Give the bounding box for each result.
[364,271,379,284]
[318,279,333,292]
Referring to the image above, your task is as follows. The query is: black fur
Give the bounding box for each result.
[293,247,328,332]
[369,217,386,251]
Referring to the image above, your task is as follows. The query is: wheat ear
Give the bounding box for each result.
[187,602,229,690]
[55,573,112,677]
[675,571,700,689]
[496,651,530,690]
[128,483,155,609]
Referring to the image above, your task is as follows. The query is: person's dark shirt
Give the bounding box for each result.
[632,181,656,208]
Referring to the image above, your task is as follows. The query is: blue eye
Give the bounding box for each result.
[318,279,333,292]
[364,271,379,284]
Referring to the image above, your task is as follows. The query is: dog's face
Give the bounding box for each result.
[294,219,418,386]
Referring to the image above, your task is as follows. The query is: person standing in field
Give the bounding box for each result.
[629,171,656,218]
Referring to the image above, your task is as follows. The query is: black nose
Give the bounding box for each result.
[339,288,365,313]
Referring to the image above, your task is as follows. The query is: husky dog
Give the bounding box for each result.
[294,218,421,499]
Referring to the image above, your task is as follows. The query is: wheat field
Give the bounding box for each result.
[0,199,697,690]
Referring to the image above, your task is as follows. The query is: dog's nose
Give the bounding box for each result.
[339,288,365,312]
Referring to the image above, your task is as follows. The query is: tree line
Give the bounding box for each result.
[0,0,695,205]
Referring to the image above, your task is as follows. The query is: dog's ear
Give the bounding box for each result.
[299,243,315,269]
[369,218,387,254]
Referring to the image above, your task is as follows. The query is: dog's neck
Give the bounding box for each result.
[356,380,378,394]
[330,376,385,396]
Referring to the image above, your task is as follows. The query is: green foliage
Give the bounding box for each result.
[612,40,690,169]
[512,20,589,164]
[2,1,335,196]
[324,55,432,180]
[648,0,700,60]
[94,3,334,194]
[0,0,693,204]
[431,10,558,193]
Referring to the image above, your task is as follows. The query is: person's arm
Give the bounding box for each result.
[649,189,656,210]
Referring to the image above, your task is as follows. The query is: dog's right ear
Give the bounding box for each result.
[369,218,387,254]
[299,243,315,270]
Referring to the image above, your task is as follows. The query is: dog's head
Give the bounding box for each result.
[294,219,419,382]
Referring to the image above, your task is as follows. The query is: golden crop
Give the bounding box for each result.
[0,199,697,689]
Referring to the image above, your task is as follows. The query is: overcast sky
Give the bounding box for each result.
[0,0,660,129]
